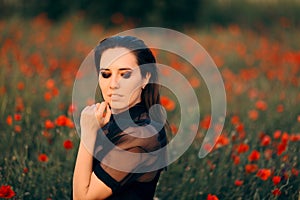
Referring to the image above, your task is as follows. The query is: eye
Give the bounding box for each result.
[121,71,132,79]
[100,72,111,79]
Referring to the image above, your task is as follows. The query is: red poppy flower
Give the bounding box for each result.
[248,88,258,99]
[213,55,224,67]
[15,97,24,112]
[207,194,219,200]
[38,153,49,162]
[290,134,300,142]
[261,135,271,146]
[277,142,287,156]
[200,115,211,130]
[189,76,201,88]
[14,125,21,133]
[51,87,59,97]
[291,168,299,177]
[283,172,290,180]
[68,104,77,114]
[248,150,260,162]
[231,115,240,125]
[281,132,289,144]
[23,167,29,174]
[46,79,55,90]
[203,143,213,153]
[66,118,74,129]
[6,115,13,126]
[160,96,176,111]
[272,188,281,196]
[272,176,281,185]
[14,113,22,121]
[281,155,289,162]
[234,180,244,186]
[255,100,267,111]
[45,120,55,129]
[214,123,223,134]
[55,115,68,126]
[44,91,52,101]
[264,149,273,160]
[256,168,271,181]
[42,130,51,138]
[206,160,216,170]
[216,135,229,148]
[232,155,240,165]
[245,164,258,173]
[235,123,244,133]
[273,130,281,139]
[276,104,284,113]
[0,185,16,198]
[17,81,25,91]
[236,143,249,154]
[63,140,73,150]
[248,109,259,120]
[170,123,178,135]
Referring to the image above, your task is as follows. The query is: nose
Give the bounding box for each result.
[109,73,120,89]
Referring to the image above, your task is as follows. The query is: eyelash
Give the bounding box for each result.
[100,71,132,79]
[121,71,132,79]
[100,72,111,78]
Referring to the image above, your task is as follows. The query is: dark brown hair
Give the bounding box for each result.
[94,36,160,116]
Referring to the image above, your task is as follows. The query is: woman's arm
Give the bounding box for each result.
[73,142,112,200]
[73,102,112,200]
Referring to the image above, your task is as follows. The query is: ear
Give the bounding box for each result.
[142,72,151,89]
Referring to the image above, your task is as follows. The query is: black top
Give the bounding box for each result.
[92,102,167,200]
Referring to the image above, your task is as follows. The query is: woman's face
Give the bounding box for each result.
[99,47,150,114]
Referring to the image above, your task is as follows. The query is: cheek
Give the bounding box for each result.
[122,79,143,96]
[99,80,108,95]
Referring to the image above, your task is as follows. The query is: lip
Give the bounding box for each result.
[108,94,123,97]
[108,94,123,101]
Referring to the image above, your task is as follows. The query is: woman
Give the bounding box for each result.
[73,36,167,200]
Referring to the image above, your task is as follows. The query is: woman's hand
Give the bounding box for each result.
[80,102,111,149]
[95,102,112,128]
[73,102,113,200]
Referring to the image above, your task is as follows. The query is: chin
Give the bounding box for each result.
[110,102,127,111]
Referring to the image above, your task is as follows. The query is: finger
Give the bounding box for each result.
[95,102,106,120]
[90,104,98,114]
[104,104,112,123]
[96,103,101,110]
[98,102,107,114]
[95,103,101,118]
[82,105,92,114]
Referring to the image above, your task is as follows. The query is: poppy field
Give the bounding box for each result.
[1,15,300,199]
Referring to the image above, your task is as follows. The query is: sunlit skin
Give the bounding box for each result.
[99,47,150,114]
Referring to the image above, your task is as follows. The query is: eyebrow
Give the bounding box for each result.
[100,67,134,71]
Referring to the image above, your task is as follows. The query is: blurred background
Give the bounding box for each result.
[1,0,300,30]
[1,0,300,199]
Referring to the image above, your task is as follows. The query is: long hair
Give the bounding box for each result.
[94,36,161,119]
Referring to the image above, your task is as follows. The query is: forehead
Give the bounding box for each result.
[100,47,138,69]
